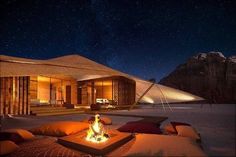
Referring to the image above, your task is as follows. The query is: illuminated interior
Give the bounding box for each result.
[77,76,136,106]
[29,76,135,107]
[30,76,71,106]
[94,80,112,103]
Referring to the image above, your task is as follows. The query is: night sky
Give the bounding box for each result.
[1,0,236,81]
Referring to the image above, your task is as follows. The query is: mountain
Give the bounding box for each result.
[159,52,236,103]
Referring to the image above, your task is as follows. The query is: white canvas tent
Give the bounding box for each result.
[0,54,203,106]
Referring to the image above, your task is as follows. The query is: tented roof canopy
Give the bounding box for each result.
[0,54,204,104]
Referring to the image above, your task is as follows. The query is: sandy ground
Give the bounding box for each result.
[1,104,235,157]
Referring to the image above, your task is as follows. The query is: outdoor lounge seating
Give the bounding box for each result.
[162,122,202,143]
[118,121,162,134]
[0,117,207,157]
[0,129,35,144]
[119,134,207,157]
[29,121,89,137]
[0,140,19,156]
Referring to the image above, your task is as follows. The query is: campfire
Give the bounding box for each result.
[86,114,109,143]
[59,114,133,155]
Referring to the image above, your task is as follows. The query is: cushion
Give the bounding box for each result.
[118,121,162,134]
[0,129,35,144]
[122,134,207,157]
[170,121,191,132]
[176,125,200,141]
[87,116,112,125]
[30,121,89,137]
[0,140,19,156]
[133,119,161,127]
[163,123,177,134]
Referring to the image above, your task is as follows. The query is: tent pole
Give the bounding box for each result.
[50,77,52,106]
[157,86,166,112]
[129,80,155,110]
[156,85,173,112]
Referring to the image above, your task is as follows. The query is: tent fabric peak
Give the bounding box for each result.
[0,54,204,104]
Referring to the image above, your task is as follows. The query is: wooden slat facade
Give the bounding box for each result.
[0,76,30,115]
[117,78,136,105]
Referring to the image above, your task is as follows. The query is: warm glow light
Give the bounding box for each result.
[77,75,109,81]
[74,106,90,109]
[94,81,112,86]
[86,114,109,143]
[7,59,36,64]
[106,104,115,109]
[165,91,195,101]
[39,99,49,103]
[96,98,109,103]
[37,76,50,82]
[142,96,154,103]
[37,76,61,83]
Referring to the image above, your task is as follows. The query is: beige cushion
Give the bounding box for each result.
[3,129,35,141]
[0,140,19,155]
[30,121,89,137]
[163,123,176,134]
[176,125,200,141]
[123,134,206,157]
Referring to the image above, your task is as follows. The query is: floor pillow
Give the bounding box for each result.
[163,123,177,134]
[118,121,162,134]
[170,121,191,132]
[0,140,19,156]
[0,129,35,143]
[176,125,200,141]
[30,121,89,137]
[122,134,207,157]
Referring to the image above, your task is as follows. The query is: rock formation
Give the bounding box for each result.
[160,52,236,103]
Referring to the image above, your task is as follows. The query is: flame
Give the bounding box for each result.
[86,114,109,143]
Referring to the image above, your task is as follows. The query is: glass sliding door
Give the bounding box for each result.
[77,76,135,106]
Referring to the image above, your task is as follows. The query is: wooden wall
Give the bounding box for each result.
[63,80,77,105]
[117,78,136,105]
[0,77,30,115]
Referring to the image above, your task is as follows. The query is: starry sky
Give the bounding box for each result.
[1,0,236,81]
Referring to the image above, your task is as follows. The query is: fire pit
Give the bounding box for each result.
[86,114,109,143]
[58,114,133,155]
